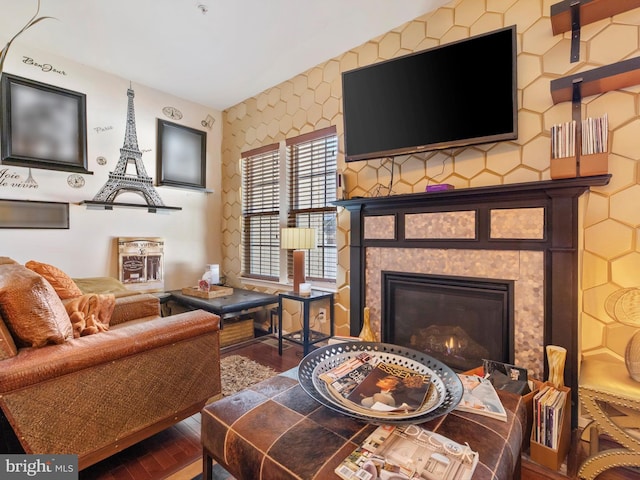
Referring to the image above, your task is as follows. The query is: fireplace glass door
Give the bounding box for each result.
[382,272,514,372]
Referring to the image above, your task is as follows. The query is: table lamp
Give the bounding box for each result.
[280,227,316,294]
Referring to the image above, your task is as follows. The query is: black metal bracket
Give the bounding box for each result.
[570,0,581,62]
[572,78,583,173]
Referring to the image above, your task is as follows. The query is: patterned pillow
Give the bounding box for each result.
[0,264,73,348]
[25,260,83,299]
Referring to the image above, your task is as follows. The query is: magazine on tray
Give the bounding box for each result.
[319,352,381,399]
[454,373,507,422]
[344,362,432,412]
[335,424,479,480]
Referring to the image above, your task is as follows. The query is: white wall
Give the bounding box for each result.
[0,45,223,290]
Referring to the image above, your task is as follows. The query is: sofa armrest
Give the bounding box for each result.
[0,309,219,393]
[111,293,160,326]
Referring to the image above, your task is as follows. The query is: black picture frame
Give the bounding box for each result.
[0,73,90,174]
[156,119,206,190]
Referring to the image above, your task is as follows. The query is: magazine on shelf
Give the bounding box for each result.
[319,352,381,398]
[345,362,432,412]
[335,424,479,480]
[532,384,567,449]
[454,374,507,422]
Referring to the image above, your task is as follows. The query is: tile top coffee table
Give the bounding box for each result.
[201,368,526,480]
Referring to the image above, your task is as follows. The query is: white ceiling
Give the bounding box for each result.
[0,0,449,110]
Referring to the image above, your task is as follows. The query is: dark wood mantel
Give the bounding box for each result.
[335,175,611,427]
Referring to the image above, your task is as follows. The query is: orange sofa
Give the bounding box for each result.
[0,259,221,469]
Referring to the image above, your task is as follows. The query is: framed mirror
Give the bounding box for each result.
[156,119,206,190]
[1,73,90,174]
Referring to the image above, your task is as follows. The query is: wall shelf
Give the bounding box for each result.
[550,56,640,104]
[551,0,640,62]
[79,200,182,213]
[551,0,640,36]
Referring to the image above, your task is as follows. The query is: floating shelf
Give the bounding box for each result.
[551,0,640,36]
[550,56,640,104]
[551,0,640,62]
[79,200,182,213]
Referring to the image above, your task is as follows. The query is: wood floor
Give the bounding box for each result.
[73,336,639,480]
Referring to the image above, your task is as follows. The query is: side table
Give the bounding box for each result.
[278,290,334,355]
[578,353,640,479]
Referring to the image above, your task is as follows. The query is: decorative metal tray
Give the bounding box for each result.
[298,342,463,424]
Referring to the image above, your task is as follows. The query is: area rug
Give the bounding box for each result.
[220,354,278,397]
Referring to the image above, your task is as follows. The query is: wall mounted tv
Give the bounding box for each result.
[342,25,517,162]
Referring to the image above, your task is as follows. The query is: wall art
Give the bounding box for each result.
[118,237,164,292]
[0,73,90,174]
[85,86,180,213]
[157,119,206,190]
[0,199,68,228]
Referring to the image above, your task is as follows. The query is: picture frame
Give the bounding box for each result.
[118,237,164,293]
[156,119,206,190]
[0,73,90,174]
[0,199,69,229]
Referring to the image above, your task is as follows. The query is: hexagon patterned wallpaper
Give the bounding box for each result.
[221,0,640,363]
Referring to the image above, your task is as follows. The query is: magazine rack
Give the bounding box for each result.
[529,382,572,470]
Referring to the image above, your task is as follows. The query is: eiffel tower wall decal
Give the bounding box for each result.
[82,86,181,213]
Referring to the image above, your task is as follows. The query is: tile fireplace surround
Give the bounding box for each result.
[335,175,610,426]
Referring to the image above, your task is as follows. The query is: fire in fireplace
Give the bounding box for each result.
[381,272,514,372]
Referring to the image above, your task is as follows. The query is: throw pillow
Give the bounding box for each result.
[25,260,83,299]
[64,293,115,338]
[0,264,74,348]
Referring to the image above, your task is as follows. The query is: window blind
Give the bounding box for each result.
[287,126,338,282]
[241,144,280,279]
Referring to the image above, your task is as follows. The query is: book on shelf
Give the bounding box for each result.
[581,113,608,155]
[550,114,608,159]
[344,361,433,413]
[454,373,507,422]
[335,424,479,480]
[550,120,576,159]
[532,384,567,449]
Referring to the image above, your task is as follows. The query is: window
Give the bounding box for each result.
[241,144,280,279]
[241,126,337,284]
[286,127,338,282]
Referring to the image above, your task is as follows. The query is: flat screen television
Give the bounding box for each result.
[342,25,517,162]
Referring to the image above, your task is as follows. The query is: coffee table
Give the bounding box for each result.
[201,368,526,480]
[168,287,278,325]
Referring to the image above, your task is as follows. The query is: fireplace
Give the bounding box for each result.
[335,176,611,427]
[382,271,514,372]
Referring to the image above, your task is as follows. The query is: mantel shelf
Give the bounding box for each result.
[334,175,611,210]
[550,0,640,36]
[550,57,640,104]
[79,200,182,213]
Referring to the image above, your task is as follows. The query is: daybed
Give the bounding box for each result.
[0,258,221,469]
